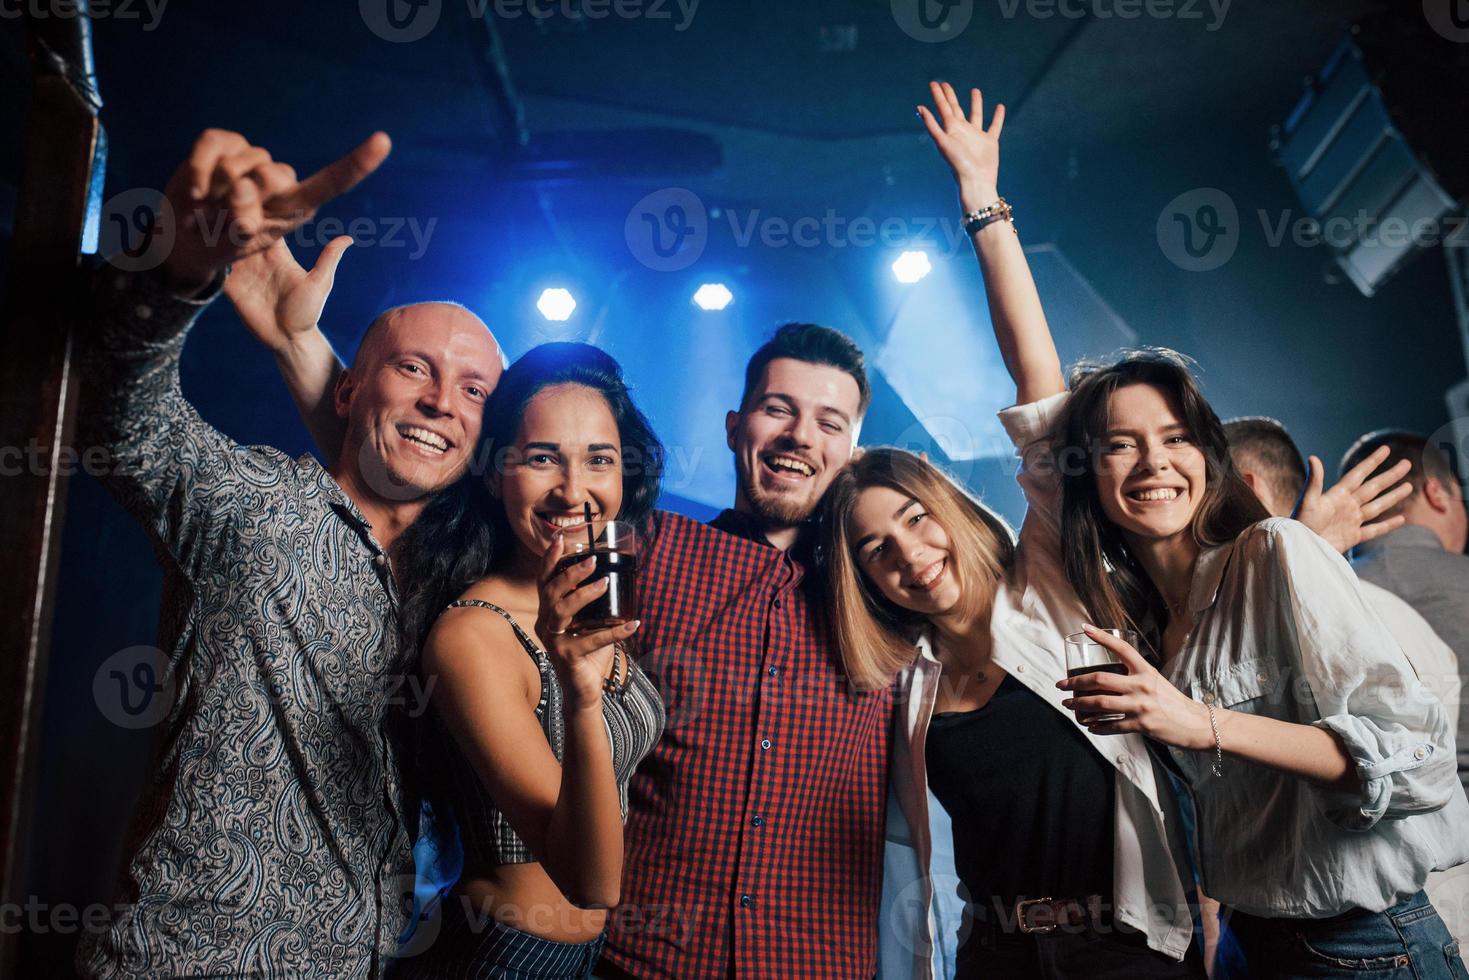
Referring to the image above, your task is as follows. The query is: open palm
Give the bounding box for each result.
[224,236,350,354]
[917,80,1005,210]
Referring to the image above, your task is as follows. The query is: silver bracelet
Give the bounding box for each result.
[1205,702,1224,777]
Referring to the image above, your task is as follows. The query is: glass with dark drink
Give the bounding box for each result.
[554,519,640,634]
[1063,629,1136,723]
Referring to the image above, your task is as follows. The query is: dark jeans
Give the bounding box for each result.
[955,915,1206,979]
[1227,891,1468,979]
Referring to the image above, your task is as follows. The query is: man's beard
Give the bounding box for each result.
[739,465,820,527]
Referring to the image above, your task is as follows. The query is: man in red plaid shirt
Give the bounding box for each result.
[598,324,892,980]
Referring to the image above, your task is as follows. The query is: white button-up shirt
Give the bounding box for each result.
[1164,516,1469,917]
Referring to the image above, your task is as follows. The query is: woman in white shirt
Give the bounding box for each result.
[1049,343,1469,977]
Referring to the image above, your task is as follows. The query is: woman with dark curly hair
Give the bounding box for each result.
[390,342,667,979]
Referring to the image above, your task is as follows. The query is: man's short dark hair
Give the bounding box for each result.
[739,322,871,417]
[1222,416,1307,507]
[1340,429,1457,518]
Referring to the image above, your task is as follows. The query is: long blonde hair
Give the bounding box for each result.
[821,449,1016,691]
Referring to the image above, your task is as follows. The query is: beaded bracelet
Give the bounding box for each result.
[962,197,1015,236]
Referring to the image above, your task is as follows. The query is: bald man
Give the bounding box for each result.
[76,131,503,979]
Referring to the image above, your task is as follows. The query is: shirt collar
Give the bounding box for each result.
[710,508,818,564]
[1355,523,1444,559]
[1188,537,1237,615]
[299,454,377,537]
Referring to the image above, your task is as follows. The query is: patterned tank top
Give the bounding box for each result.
[422,599,666,867]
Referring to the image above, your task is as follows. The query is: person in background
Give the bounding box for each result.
[1341,430,1469,790]
[1226,416,1469,951]
[1225,417,1460,731]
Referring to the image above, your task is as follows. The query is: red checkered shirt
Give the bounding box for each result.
[601,509,891,979]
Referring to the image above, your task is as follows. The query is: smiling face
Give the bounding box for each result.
[489,383,624,560]
[336,303,503,502]
[726,357,862,529]
[1093,382,1209,546]
[848,484,962,617]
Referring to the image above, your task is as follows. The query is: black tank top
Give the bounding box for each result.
[925,671,1115,915]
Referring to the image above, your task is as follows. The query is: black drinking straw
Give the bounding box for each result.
[584,500,596,553]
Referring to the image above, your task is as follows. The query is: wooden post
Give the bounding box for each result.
[0,9,104,977]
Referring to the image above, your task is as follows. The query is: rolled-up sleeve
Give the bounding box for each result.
[997,391,1070,559]
[1269,521,1459,830]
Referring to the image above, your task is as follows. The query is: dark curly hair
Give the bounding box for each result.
[393,342,664,650]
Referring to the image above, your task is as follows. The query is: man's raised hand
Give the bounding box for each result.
[157,129,391,296]
[224,236,352,355]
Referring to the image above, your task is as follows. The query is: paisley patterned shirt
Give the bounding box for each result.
[74,268,415,979]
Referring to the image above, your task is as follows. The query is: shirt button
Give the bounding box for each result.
[373,554,388,567]
[1015,664,1025,674]
[760,738,772,751]
[752,814,764,827]
[773,598,782,609]
[1256,671,1268,683]
[134,303,153,320]
[739,894,753,908]
[1414,746,1429,761]
[768,667,779,677]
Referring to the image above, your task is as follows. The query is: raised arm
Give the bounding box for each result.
[80,128,389,569]
[917,81,1065,405]
[223,237,352,464]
